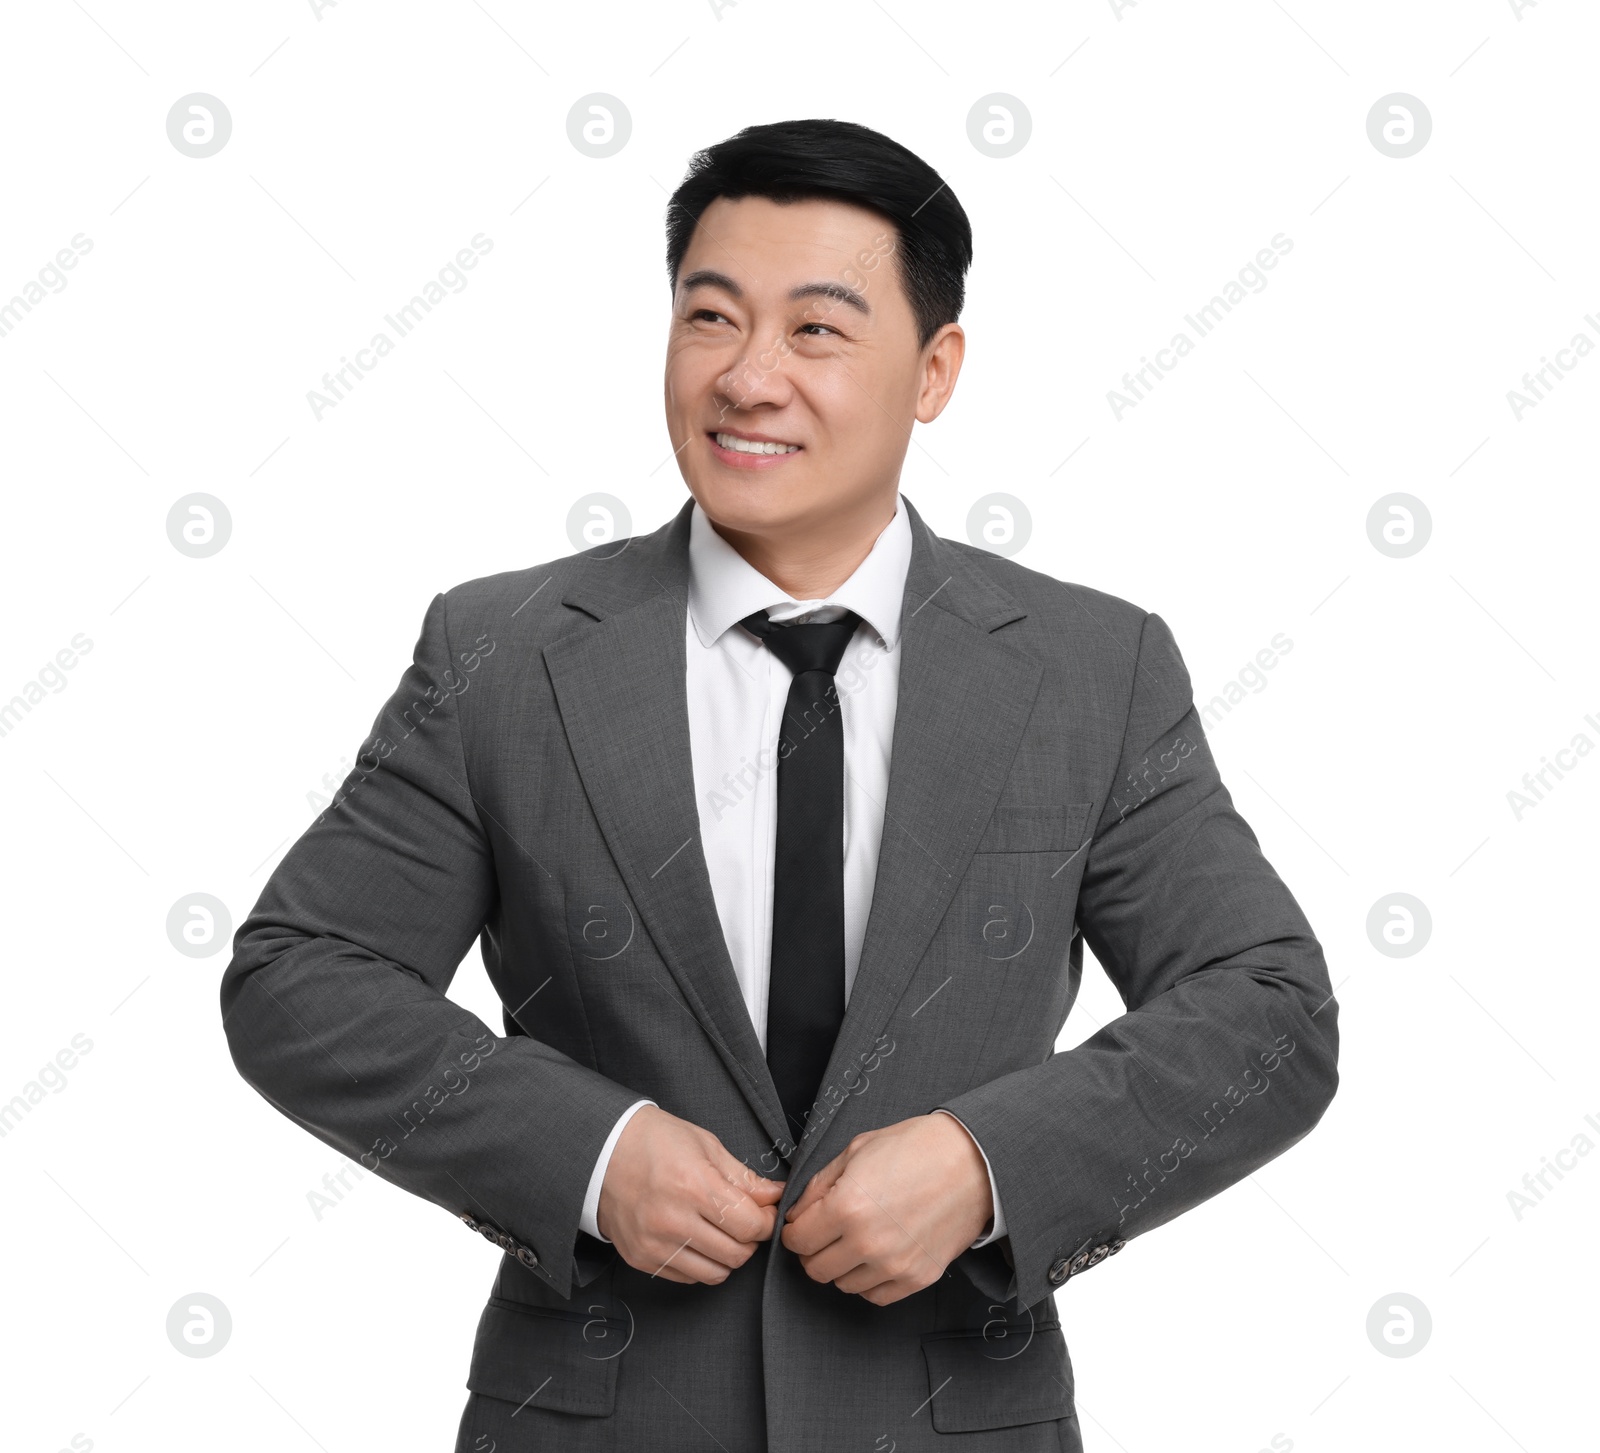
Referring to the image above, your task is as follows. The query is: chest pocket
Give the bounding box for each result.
[966,803,1092,958]
[974,802,1093,854]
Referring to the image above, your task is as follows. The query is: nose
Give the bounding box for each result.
[717,340,794,414]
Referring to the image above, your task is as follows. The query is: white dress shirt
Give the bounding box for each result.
[577,492,1007,1251]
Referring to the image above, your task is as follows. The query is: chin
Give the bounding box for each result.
[689,475,809,533]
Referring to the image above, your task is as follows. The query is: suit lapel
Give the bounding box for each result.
[785,500,1043,1181]
[542,503,792,1155]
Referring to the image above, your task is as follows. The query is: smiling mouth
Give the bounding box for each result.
[711,431,802,455]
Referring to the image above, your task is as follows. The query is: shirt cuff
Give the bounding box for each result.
[580,1099,656,1243]
[933,1107,1007,1248]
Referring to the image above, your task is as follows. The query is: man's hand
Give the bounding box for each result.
[597,1105,786,1284]
[780,1113,994,1306]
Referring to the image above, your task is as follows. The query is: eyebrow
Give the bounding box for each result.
[678,268,871,317]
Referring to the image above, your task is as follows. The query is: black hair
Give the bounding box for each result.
[665,118,972,351]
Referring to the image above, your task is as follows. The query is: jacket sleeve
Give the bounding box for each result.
[937,610,1340,1310]
[219,591,647,1300]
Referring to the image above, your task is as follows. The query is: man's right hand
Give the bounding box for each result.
[596,1105,786,1284]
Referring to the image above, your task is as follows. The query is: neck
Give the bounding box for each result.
[709,492,899,600]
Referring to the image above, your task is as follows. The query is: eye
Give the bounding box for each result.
[689,307,730,324]
[798,323,840,337]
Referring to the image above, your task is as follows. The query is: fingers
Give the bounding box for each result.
[623,1195,772,1284]
[710,1142,786,1207]
[642,1238,745,1285]
[702,1184,777,1250]
[791,1236,861,1288]
[781,1173,854,1257]
[741,1174,787,1205]
[703,1144,786,1241]
[616,1211,759,1283]
[607,1119,796,1286]
[801,1241,874,1289]
[779,1156,939,1299]
[788,1214,934,1299]
[616,1120,940,1303]
[842,1272,916,1306]
[618,1142,785,1284]
[684,1211,771,1273]
[784,1153,847,1223]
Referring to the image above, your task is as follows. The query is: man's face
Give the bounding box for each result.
[664,194,959,541]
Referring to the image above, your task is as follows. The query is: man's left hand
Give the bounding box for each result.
[780,1113,994,1305]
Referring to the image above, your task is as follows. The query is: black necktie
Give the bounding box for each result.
[740,607,863,1153]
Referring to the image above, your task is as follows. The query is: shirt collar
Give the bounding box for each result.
[687,492,911,652]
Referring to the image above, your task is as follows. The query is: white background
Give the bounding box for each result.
[2,1,1595,1450]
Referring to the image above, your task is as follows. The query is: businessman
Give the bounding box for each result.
[221,118,1339,1451]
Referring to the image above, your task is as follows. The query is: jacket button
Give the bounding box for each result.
[1108,1239,1126,1254]
[1086,1245,1109,1266]
[1047,1258,1071,1285]
[458,1212,479,1233]
[515,1246,539,1269]
[1068,1250,1090,1274]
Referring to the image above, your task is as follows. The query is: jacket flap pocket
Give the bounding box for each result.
[466,1297,622,1416]
[976,802,1092,853]
[921,1323,1075,1433]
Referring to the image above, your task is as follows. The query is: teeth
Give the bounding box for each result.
[716,432,800,455]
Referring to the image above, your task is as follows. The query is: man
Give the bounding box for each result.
[221,118,1338,1451]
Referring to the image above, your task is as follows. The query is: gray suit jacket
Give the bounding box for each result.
[220,494,1338,1451]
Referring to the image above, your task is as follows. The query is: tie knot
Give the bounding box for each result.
[740,609,862,678]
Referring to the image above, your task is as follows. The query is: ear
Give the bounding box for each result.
[915,322,966,425]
